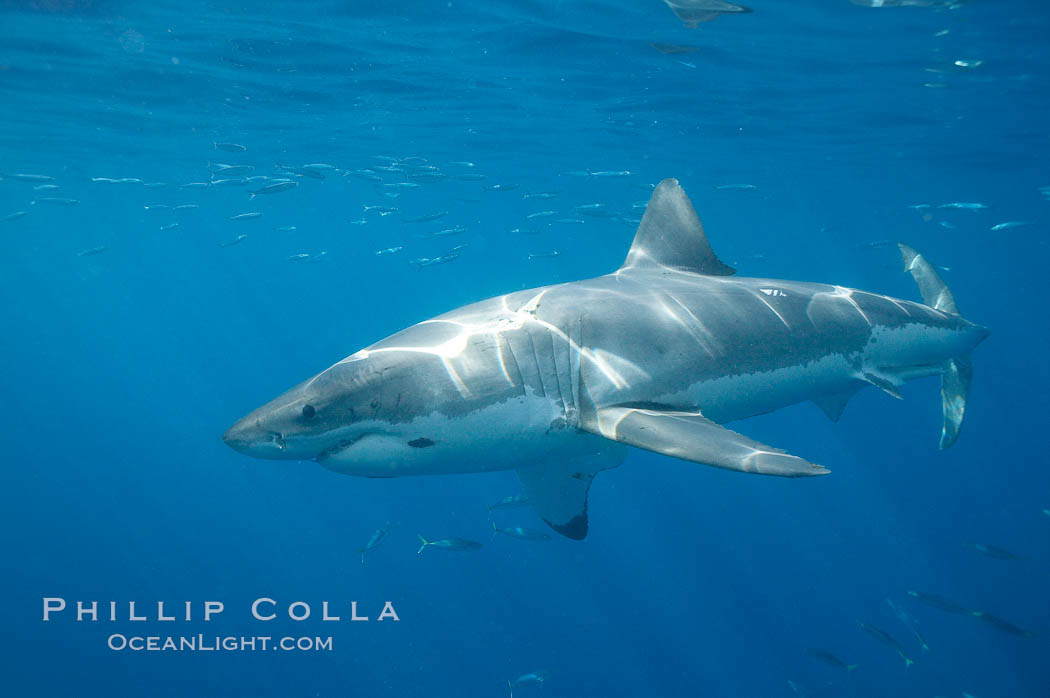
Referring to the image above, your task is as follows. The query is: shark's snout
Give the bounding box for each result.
[222,417,287,459]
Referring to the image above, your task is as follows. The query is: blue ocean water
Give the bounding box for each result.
[2,1,1048,696]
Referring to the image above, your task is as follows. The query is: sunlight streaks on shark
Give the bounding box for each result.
[223,179,989,539]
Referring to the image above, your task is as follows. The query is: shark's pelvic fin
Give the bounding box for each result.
[811,387,861,422]
[622,178,735,276]
[582,406,829,477]
[898,243,978,449]
[516,451,623,540]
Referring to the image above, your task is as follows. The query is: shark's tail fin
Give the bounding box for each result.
[416,535,428,555]
[898,243,981,449]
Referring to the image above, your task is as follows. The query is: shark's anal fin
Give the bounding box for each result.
[516,451,624,540]
[861,371,903,400]
[582,406,829,477]
[622,179,735,275]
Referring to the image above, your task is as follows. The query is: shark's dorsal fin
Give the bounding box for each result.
[622,179,735,276]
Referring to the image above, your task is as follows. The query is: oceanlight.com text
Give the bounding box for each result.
[107,634,334,652]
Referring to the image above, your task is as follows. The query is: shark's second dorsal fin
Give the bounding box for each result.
[621,178,735,276]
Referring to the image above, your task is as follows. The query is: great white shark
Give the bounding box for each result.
[223,179,988,539]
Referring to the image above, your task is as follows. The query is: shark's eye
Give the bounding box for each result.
[302,404,316,419]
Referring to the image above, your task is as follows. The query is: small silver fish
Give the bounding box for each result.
[453,173,487,181]
[509,671,547,695]
[76,245,108,257]
[804,648,857,672]
[213,141,247,152]
[971,611,1037,637]
[484,183,519,191]
[403,211,448,223]
[411,253,460,268]
[359,521,393,564]
[449,161,476,167]
[990,221,1032,231]
[416,535,482,553]
[407,172,447,183]
[2,211,28,222]
[347,170,383,182]
[885,597,930,653]
[209,163,254,176]
[715,183,757,190]
[488,494,529,510]
[491,522,551,541]
[159,222,180,231]
[528,250,561,259]
[575,204,620,218]
[907,590,975,615]
[375,246,403,255]
[5,173,54,182]
[174,204,199,211]
[210,178,248,187]
[32,197,79,205]
[967,542,1024,559]
[33,184,59,191]
[523,191,559,199]
[249,180,298,199]
[589,170,631,177]
[218,234,248,248]
[553,218,584,224]
[276,226,297,232]
[229,212,263,221]
[859,622,914,668]
[433,226,466,237]
[526,211,556,219]
[180,182,211,189]
[938,202,987,210]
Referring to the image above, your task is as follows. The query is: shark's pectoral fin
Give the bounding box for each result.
[516,451,624,540]
[582,406,829,477]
